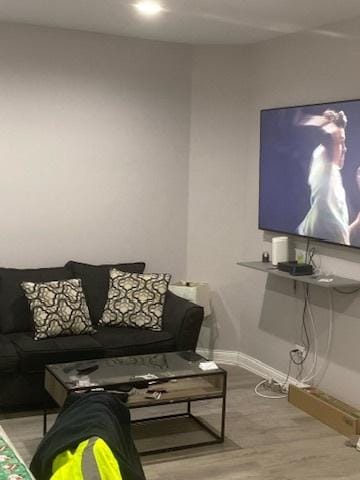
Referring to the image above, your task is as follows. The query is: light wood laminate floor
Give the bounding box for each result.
[1,365,359,479]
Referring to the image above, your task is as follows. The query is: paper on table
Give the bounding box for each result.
[199,361,219,371]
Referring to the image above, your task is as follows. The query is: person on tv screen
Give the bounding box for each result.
[297,109,360,245]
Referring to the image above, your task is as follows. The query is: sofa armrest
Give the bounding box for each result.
[162,291,204,351]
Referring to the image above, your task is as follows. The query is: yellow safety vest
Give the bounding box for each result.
[50,436,123,480]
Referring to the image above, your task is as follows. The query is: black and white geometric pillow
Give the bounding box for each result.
[99,269,171,331]
[21,279,95,340]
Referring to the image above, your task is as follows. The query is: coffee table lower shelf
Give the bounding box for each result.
[44,394,226,455]
[132,408,224,455]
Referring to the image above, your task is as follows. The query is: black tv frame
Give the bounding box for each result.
[258,98,360,251]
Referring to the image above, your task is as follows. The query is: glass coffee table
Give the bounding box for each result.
[44,351,227,454]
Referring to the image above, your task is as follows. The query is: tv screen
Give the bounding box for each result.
[259,99,360,248]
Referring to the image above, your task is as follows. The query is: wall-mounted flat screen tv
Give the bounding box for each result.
[259,99,360,248]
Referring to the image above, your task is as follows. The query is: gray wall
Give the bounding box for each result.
[0,23,191,277]
[188,46,250,352]
[2,18,360,405]
[188,19,360,406]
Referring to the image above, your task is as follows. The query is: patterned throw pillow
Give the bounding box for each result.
[21,279,95,340]
[99,269,171,331]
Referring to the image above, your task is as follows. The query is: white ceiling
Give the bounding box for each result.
[0,0,359,45]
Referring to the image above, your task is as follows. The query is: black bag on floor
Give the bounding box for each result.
[30,391,146,480]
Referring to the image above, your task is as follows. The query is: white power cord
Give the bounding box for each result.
[302,289,333,384]
[254,379,287,399]
[301,286,318,383]
[255,258,334,398]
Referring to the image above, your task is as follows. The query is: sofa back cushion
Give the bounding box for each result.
[22,279,95,340]
[65,261,146,324]
[0,267,72,334]
[99,269,171,331]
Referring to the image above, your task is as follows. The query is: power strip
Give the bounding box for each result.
[264,379,285,394]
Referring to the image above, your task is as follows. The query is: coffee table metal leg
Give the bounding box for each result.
[220,371,227,441]
[135,372,227,455]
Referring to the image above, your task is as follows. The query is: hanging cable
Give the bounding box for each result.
[301,289,334,384]
[280,355,294,391]
[292,283,310,365]
[305,238,311,263]
[301,286,318,383]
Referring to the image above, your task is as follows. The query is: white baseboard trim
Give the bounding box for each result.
[196,348,305,388]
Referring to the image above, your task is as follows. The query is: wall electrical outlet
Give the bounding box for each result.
[295,344,306,359]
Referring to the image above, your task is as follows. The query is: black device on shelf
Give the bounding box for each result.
[277,261,313,276]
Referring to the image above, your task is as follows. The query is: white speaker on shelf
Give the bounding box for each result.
[272,236,289,265]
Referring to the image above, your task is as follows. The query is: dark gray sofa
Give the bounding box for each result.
[0,261,203,408]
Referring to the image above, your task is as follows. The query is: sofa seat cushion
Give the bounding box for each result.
[0,372,47,407]
[0,266,72,334]
[9,333,104,373]
[93,326,176,356]
[65,261,146,324]
[0,335,19,373]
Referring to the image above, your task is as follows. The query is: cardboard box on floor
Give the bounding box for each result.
[288,385,360,437]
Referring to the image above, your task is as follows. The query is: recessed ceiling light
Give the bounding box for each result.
[134,1,163,15]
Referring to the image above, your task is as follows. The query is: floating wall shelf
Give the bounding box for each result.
[237,261,360,289]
